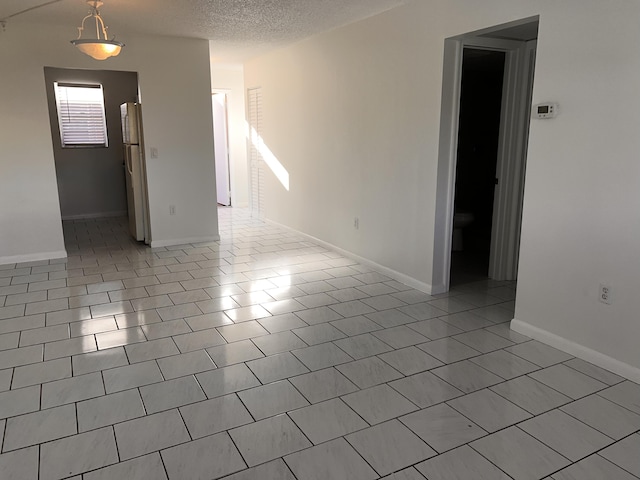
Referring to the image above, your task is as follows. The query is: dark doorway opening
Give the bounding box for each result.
[450,48,506,286]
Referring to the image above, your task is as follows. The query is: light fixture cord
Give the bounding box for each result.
[0,0,65,23]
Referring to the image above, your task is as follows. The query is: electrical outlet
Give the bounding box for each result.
[169,205,176,215]
[353,217,359,230]
[599,283,612,305]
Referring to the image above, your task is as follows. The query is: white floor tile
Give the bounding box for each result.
[0,386,41,420]
[4,403,76,451]
[41,371,104,408]
[520,409,612,461]
[417,338,481,363]
[289,398,367,444]
[431,360,503,393]
[246,352,309,384]
[452,329,514,353]
[223,459,296,480]
[529,364,607,399]
[563,358,624,386]
[390,371,463,408]
[0,446,39,480]
[337,356,402,389]
[400,403,486,452]
[125,337,180,363]
[140,375,206,414]
[230,414,311,467]
[196,363,261,398]
[292,323,346,345]
[114,409,190,461]
[373,325,429,349]
[161,432,246,480]
[598,381,640,415]
[206,339,264,367]
[217,321,269,343]
[470,426,570,480]
[469,349,539,380]
[330,315,381,336]
[156,349,216,379]
[173,328,227,352]
[292,342,353,370]
[40,427,118,480]
[490,376,572,415]
[84,453,168,480]
[12,357,70,389]
[284,438,377,480]
[598,433,640,477]
[407,318,464,340]
[102,360,163,394]
[77,389,145,432]
[334,333,393,359]
[252,331,307,355]
[72,347,128,375]
[347,419,436,476]
[289,367,358,404]
[180,394,253,439]
[258,313,308,333]
[342,384,417,424]
[448,389,531,432]
[0,345,43,368]
[239,380,309,420]
[416,445,510,480]
[561,394,640,439]
[378,346,444,375]
[552,453,638,480]
[505,340,573,367]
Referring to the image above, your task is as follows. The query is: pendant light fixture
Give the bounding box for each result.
[71,0,124,60]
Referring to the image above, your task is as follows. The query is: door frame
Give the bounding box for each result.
[212,90,232,206]
[431,19,538,293]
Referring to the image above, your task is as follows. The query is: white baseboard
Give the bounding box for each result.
[511,318,640,383]
[266,219,433,294]
[151,235,221,248]
[62,211,127,221]
[0,250,67,266]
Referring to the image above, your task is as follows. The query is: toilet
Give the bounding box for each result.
[452,211,474,251]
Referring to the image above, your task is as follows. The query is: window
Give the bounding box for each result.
[54,82,108,147]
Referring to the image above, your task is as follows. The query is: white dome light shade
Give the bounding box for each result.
[71,39,123,60]
[71,0,124,60]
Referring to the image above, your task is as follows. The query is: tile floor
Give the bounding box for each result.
[0,207,639,479]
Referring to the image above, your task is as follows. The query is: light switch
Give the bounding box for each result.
[150,147,158,158]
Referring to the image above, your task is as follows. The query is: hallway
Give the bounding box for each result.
[0,208,638,479]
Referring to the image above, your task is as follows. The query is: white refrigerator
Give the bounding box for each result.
[121,102,150,243]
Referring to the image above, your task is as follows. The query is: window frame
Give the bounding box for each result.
[54,82,109,148]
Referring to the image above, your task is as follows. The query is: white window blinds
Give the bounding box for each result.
[54,83,108,147]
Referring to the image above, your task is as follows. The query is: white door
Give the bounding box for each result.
[247,87,265,219]
[212,93,231,206]
[124,146,137,238]
[125,145,145,241]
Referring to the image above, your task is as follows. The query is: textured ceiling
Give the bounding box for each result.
[1,0,410,61]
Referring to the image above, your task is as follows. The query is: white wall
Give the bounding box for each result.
[210,62,249,207]
[244,0,640,379]
[0,22,218,261]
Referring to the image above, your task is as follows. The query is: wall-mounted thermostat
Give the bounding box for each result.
[534,103,558,119]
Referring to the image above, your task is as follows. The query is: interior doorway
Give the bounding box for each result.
[450,48,506,286]
[212,92,231,206]
[431,18,539,293]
